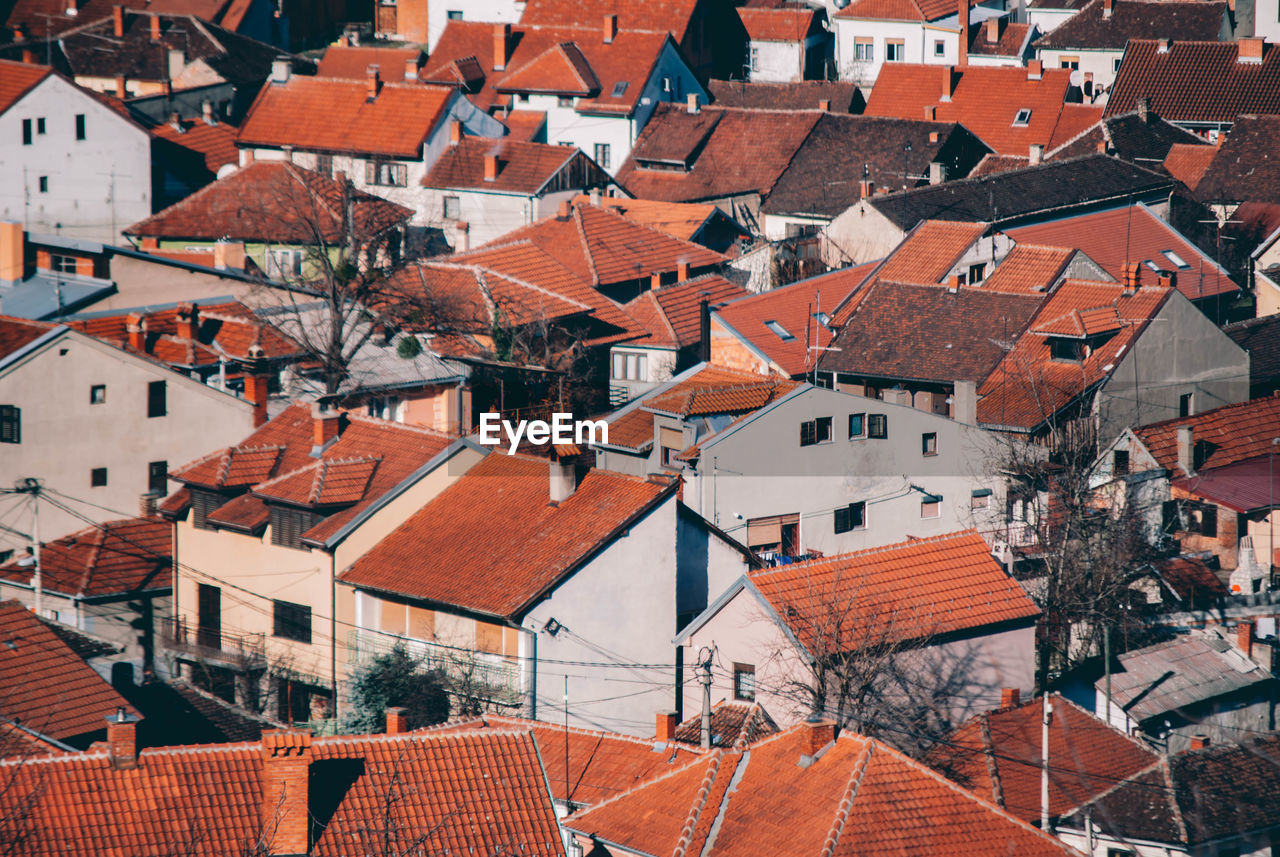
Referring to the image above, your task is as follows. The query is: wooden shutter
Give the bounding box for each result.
[408,605,435,640]
[0,405,19,444]
[748,516,782,547]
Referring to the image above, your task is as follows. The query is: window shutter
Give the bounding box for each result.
[747,517,782,547]
[0,406,19,444]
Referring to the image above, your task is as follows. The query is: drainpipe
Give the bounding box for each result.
[525,626,538,720]
[330,552,338,718]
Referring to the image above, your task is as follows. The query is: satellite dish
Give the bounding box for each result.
[1069,69,1084,87]
[216,163,238,179]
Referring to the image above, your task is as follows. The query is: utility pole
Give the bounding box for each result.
[1041,693,1053,832]
[14,478,43,617]
[697,645,714,749]
[1104,625,1112,726]
[563,675,569,804]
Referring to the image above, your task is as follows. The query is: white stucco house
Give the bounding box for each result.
[739,3,831,82]
[832,0,1008,85]
[0,60,152,243]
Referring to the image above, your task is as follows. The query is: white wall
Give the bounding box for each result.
[426,0,523,52]
[749,40,806,83]
[0,75,152,242]
[1037,47,1122,96]
[834,18,950,85]
[1027,7,1078,33]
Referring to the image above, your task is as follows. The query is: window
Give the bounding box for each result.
[834,501,866,533]
[922,432,938,456]
[51,254,78,274]
[90,467,108,487]
[749,45,760,72]
[1106,849,1135,857]
[75,113,85,140]
[147,380,167,417]
[848,412,865,439]
[1049,338,1085,362]
[190,488,222,530]
[733,663,756,701]
[1179,392,1193,418]
[447,9,462,19]
[443,195,461,220]
[557,96,573,108]
[886,39,904,62]
[612,351,648,381]
[1013,108,1032,127]
[920,494,942,518]
[971,489,992,509]
[854,38,873,61]
[21,119,31,145]
[37,176,48,194]
[868,413,887,439]
[594,143,611,170]
[266,249,304,279]
[36,118,45,135]
[934,39,945,57]
[660,426,684,469]
[1161,250,1190,269]
[1113,449,1130,476]
[611,81,629,97]
[314,153,333,176]
[800,416,832,446]
[148,460,168,495]
[764,320,793,341]
[365,159,407,187]
[273,600,312,644]
[197,584,221,649]
[747,513,799,553]
[1059,56,1080,70]
[1112,57,1123,73]
[89,384,106,404]
[270,505,321,549]
[968,262,986,283]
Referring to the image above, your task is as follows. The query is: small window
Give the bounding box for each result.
[834,501,866,533]
[800,416,832,446]
[1049,338,1085,362]
[971,489,992,510]
[267,249,304,279]
[868,413,887,439]
[934,39,945,57]
[920,494,942,518]
[147,380,167,417]
[1162,250,1190,269]
[1112,57,1123,73]
[365,159,407,187]
[148,460,168,495]
[91,467,108,487]
[90,384,106,404]
[37,176,48,194]
[749,45,760,73]
[848,413,865,439]
[1059,56,1080,70]
[21,119,31,145]
[1013,108,1032,127]
[0,405,20,444]
[447,9,462,19]
[74,114,86,141]
[764,320,794,341]
[557,96,573,108]
[854,38,873,61]
[1179,393,1193,418]
[50,254,78,274]
[922,432,938,456]
[968,263,986,283]
[609,352,648,380]
[1113,449,1130,476]
[35,117,45,135]
[611,81,629,97]
[732,663,756,701]
[314,154,333,176]
[273,599,312,644]
[885,39,904,61]
[594,143,611,170]
[443,195,461,220]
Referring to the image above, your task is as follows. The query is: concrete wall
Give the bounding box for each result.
[748,38,813,83]
[1027,8,1078,33]
[834,19,959,85]
[1098,291,1249,441]
[427,0,524,52]
[0,76,152,243]
[1037,47,1122,97]
[821,202,906,267]
[95,253,259,310]
[676,505,752,626]
[0,331,255,555]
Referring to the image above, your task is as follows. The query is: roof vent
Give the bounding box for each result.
[1157,38,1170,53]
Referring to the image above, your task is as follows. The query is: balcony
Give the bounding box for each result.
[164,617,267,672]
[347,629,523,707]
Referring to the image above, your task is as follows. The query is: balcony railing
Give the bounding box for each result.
[347,629,523,706]
[164,617,267,671]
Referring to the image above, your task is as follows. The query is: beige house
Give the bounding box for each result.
[162,402,485,723]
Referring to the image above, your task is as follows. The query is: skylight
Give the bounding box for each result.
[1162,249,1191,269]
[611,81,630,97]
[764,320,794,341]
[812,312,831,327]
[1012,108,1032,127]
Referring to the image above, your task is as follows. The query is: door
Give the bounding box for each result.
[197,583,221,650]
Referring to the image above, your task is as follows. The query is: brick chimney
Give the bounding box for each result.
[1157,37,1170,53]
[957,0,968,67]
[175,302,198,341]
[483,152,499,182]
[126,313,148,351]
[244,352,271,428]
[115,74,127,97]
[603,13,617,44]
[656,711,679,742]
[677,260,690,282]
[366,64,381,100]
[801,717,836,757]
[139,491,159,516]
[1027,59,1042,80]
[924,104,937,120]
[493,23,512,72]
[557,199,572,220]
[549,448,577,503]
[385,707,408,734]
[687,92,700,114]
[1176,425,1194,476]
[1157,271,1176,290]
[149,13,161,41]
[1239,37,1265,63]
[404,57,418,81]
[260,730,312,856]
[112,4,124,37]
[941,65,955,101]
[312,402,343,447]
[1122,260,1141,290]
[985,17,999,42]
[0,222,23,282]
[1000,687,1021,708]
[1103,0,1113,17]
[1238,619,1255,658]
[213,239,245,271]
[449,120,462,146]
[106,707,139,770]
[819,98,831,111]
[1190,734,1210,750]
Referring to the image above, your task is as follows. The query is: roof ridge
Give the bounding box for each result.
[1163,757,1190,843]
[565,743,727,826]
[571,205,601,286]
[750,528,984,578]
[671,749,726,857]
[78,524,108,597]
[820,738,873,857]
[308,458,331,504]
[978,713,1006,809]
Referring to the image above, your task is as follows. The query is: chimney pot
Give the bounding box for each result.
[819,98,831,111]
[687,92,700,114]
[493,23,512,72]
[1122,260,1141,290]
[140,492,159,516]
[260,730,312,856]
[404,57,418,81]
[149,13,160,41]
[1238,619,1255,658]
[650,271,662,291]
[677,260,690,282]
[105,709,139,769]
[1000,687,1021,708]
[549,455,576,502]
[1027,59,1042,80]
[483,152,499,182]
[312,403,343,447]
[1239,36,1264,63]
[1103,0,1113,16]
[366,64,381,99]
[802,717,836,757]
[175,301,198,340]
[126,313,148,351]
[385,707,408,734]
[656,710,679,742]
[244,360,271,428]
[1190,734,1210,750]
[1176,424,1194,476]
[603,13,617,43]
[112,4,124,37]
[1157,270,1176,290]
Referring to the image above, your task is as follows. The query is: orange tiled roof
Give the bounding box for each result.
[929,693,1158,821]
[0,518,169,599]
[170,403,453,546]
[567,722,1079,856]
[1004,204,1238,301]
[0,728,564,856]
[624,274,749,350]
[738,4,821,41]
[873,220,988,286]
[0,316,54,358]
[125,162,412,243]
[978,279,1172,430]
[837,0,982,21]
[0,600,138,742]
[387,261,592,329]
[1163,141,1218,191]
[496,41,600,95]
[717,261,877,376]
[0,59,52,114]
[147,115,239,175]
[237,76,455,158]
[429,714,703,806]
[423,136,581,194]
[865,64,1078,155]
[572,196,743,243]
[338,454,675,618]
[669,699,779,749]
[980,244,1075,293]
[500,109,549,141]
[748,531,1040,652]
[315,44,423,79]
[1133,395,1280,475]
[0,719,69,759]
[519,0,700,41]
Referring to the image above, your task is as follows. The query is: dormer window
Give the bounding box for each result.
[765,320,794,341]
[1013,108,1032,127]
[1049,338,1085,362]
[611,81,629,97]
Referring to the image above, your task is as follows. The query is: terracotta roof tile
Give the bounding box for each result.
[750,531,1040,651]
[707,79,863,112]
[387,261,592,330]
[1106,39,1280,124]
[519,0,700,41]
[0,316,53,357]
[1034,0,1227,50]
[1191,114,1280,203]
[930,693,1158,822]
[1133,395,1280,474]
[0,59,52,114]
[568,723,1078,856]
[0,601,138,742]
[338,454,675,618]
[572,196,747,244]
[970,153,1033,177]
[980,244,1075,293]
[737,4,822,41]
[0,719,69,760]
[874,221,987,284]
[670,700,780,749]
[500,109,548,141]
[125,162,412,243]
[0,518,169,599]
[969,21,1033,56]
[1004,204,1238,300]
[496,41,600,95]
[423,136,581,194]
[624,275,749,349]
[147,114,239,175]
[1163,141,1218,190]
[315,44,423,79]
[837,0,982,21]
[237,76,455,158]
